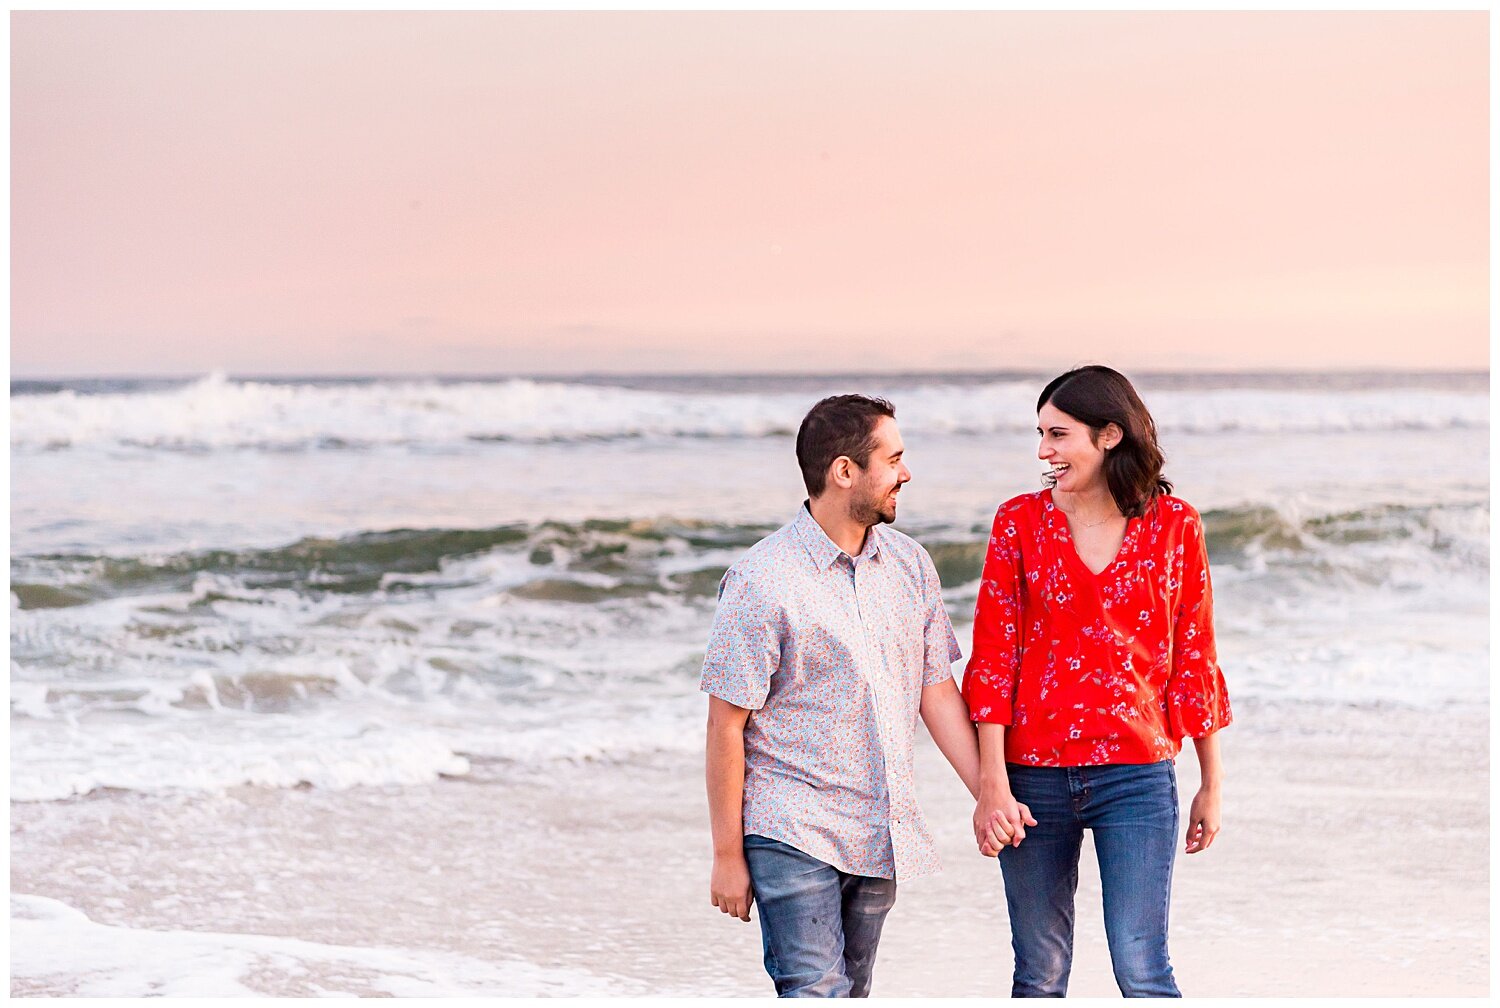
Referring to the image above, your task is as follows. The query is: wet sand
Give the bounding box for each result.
[10,697,1488,996]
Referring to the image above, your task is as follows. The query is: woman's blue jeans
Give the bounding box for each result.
[743,834,897,997]
[999,761,1182,998]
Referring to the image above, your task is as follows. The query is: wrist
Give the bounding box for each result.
[713,842,747,859]
[979,776,1012,799]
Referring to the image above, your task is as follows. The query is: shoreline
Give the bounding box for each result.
[10,697,1490,996]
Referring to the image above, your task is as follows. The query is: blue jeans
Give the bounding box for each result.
[743,834,897,997]
[999,761,1181,998]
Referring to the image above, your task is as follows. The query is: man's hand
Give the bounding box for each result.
[705,697,753,919]
[974,789,1037,855]
[973,802,1006,857]
[710,852,754,921]
[1184,785,1221,854]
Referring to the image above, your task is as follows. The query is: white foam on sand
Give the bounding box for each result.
[8,710,474,802]
[10,894,635,996]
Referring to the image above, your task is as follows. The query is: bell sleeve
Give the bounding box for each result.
[962,505,1025,724]
[1165,509,1233,740]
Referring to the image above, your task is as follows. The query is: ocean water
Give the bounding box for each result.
[9,371,1490,803]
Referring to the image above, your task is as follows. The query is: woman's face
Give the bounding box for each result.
[1036,402,1114,494]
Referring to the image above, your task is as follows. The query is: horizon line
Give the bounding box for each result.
[10,364,1491,384]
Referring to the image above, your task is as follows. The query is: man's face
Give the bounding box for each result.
[849,417,911,526]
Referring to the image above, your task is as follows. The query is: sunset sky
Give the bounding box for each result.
[11,11,1489,377]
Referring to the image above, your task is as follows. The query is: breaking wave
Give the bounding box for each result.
[12,373,1489,451]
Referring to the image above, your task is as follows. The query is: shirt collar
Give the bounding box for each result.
[793,501,882,570]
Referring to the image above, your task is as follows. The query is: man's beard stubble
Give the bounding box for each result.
[848,488,896,528]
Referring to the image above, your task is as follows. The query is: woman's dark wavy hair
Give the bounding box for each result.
[1037,365,1171,518]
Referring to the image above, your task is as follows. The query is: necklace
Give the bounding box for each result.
[1056,500,1122,529]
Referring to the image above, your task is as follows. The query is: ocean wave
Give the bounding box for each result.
[10,515,720,765]
[12,501,1486,617]
[921,499,1490,592]
[11,373,1488,451]
[1201,500,1490,571]
[9,499,1487,800]
[10,517,771,611]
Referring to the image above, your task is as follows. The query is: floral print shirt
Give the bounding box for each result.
[700,504,962,882]
[962,490,1231,765]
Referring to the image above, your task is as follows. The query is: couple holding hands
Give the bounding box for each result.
[701,365,1231,998]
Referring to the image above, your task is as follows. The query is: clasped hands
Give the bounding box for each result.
[973,791,1037,857]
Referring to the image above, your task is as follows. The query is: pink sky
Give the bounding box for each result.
[11,12,1489,377]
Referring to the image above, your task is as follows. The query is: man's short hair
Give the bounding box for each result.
[795,394,896,497]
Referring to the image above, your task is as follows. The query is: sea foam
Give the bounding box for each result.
[10,894,634,996]
[12,373,1488,451]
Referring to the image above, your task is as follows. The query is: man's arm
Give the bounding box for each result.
[706,695,754,922]
[914,546,1013,857]
[921,678,1012,858]
[919,677,982,798]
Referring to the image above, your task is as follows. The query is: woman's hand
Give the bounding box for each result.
[972,724,1035,856]
[1186,733,1224,854]
[974,788,1037,855]
[1184,785,1221,854]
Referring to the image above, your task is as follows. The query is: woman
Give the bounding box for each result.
[963,365,1231,998]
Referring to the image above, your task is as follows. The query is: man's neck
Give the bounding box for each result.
[808,496,870,558]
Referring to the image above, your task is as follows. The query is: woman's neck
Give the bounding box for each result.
[1053,482,1120,519]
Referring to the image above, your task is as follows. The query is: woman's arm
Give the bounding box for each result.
[1165,508,1231,855]
[962,508,1026,726]
[1165,508,1232,740]
[974,722,1035,852]
[963,505,1035,853]
[1184,731,1223,854]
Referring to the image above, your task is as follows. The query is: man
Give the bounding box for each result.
[700,393,997,998]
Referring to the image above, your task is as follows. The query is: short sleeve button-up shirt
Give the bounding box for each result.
[699,504,962,882]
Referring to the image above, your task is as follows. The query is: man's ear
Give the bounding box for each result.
[827,456,855,490]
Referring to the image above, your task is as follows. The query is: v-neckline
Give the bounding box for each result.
[1045,489,1133,579]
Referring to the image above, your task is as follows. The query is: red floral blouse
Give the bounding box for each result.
[962,489,1232,765]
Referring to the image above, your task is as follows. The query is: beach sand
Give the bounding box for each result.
[10,697,1488,997]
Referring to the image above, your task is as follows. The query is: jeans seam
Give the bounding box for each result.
[1066,856,1078,985]
[1163,763,1179,993]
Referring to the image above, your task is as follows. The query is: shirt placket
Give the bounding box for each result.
[848,553,902,876]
